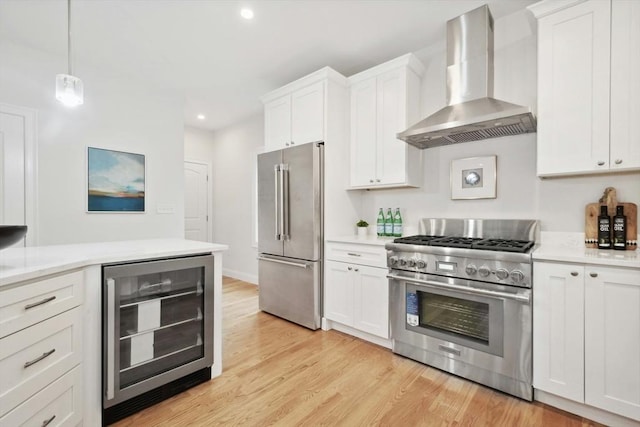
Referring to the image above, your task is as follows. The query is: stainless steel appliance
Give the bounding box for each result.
[258,141,323,330]
[397,5,536,147]
[387,218,537,401]
[102,254,214,424]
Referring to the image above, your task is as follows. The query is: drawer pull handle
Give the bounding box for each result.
[24,349,56,369]
[570,272,579,277]
[42,415,56,427]
[347,253,362,257]
[590,272,598,278]
[24,296,57,310]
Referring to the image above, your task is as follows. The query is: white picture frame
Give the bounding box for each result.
[450,155,497,200]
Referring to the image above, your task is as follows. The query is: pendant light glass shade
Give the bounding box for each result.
[56,74,83,107]
[56,0,83,107]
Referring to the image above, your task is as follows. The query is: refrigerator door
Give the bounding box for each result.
[282,142,323,261]
[258,255,321,330]
[258,149,284,256]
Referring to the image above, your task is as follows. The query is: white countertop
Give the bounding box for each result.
[326,235,395,247]
[533,245,640,268]
[0,239,228,287]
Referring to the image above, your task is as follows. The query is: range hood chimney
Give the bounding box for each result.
[397,5,536,149]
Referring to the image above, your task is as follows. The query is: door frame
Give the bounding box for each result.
[184,159,212,242]
[0,103,38,246]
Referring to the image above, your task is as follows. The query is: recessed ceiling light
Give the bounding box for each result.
[197,114,206,120]
[240,8,254,20]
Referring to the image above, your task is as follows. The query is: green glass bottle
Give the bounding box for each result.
[384,208,393,236]
[393,208,403,237]
[376,208,385,237]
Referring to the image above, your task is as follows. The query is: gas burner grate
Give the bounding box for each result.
[471,239,534,253]
[393,235,444,245]
[429,237,484,248]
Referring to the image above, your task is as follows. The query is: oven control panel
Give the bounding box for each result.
[386,250,532,288]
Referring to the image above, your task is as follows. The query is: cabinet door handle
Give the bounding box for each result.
[354,268,359,272]
[597,161,605,166]
[570,271,579,277]
[41,415,56,427]
[347,266,352,271]
[24,296,57,310]
[376,179,380,182]
[615,159,622,165]
[24,349,56,368]
[590,272,598,278]
[369,179,374,183]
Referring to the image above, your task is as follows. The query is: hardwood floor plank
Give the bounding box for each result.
[112,278,604,426]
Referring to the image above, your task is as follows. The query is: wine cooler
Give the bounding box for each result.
[102,254,214,424]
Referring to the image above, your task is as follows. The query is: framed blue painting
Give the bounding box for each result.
[87,147,145,212]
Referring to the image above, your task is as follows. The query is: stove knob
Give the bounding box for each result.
[478,266,491,277]
[399,258,408,266]
[407,259,417,267]
[389,256,399,266]
[465,264,478,275]
[496,268,509,280]
[416,259,427,269]
[511,270,525,283]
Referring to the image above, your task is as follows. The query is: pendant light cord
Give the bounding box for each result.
[67,0,72,75]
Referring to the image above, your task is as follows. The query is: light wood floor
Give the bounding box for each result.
[114,277,602,426]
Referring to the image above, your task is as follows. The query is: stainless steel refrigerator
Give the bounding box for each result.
[258,141,323,330]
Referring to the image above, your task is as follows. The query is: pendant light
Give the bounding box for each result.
[56,0,83,107]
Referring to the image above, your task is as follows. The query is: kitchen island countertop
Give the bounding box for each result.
[0,238,228,288]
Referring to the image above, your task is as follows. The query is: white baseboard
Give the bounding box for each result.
[534,390,640,427]
[222,268,258,285]
[322,318,392,349]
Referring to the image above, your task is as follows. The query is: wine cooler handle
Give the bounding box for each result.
[106,278,115,400]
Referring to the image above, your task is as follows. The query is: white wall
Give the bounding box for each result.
[207,114,264,284]
[184,126,216,162]
[0,40,185,245]
[360,9,640,234]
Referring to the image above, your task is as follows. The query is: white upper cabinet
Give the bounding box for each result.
[262,68,347,151]
[348,54,424,189]
[531,0,640,177]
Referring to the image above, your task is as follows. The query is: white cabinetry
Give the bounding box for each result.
[348,54,424,189]
[262,68,346,151]
[324,241,389,343]
[531,0,640,176]
[533,261,640,422]
[0,270,84,426]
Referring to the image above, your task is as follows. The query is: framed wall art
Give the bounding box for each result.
[87,147,145,212]
[450,155,497,200]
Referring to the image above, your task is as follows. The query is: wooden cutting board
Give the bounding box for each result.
[585,202,637,250]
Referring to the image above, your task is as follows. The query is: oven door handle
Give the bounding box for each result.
[386,274,530,303]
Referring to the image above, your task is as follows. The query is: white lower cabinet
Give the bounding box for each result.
[534,261,640,421]
[325,261,388,339]
[0,271,84,426]
[324,241,389,341]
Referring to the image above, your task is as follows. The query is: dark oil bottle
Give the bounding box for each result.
[613,205,627,250]
[597,205,611,249]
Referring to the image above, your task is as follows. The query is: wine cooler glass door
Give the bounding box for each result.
[104,255,213,408]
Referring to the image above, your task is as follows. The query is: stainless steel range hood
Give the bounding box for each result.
[397,5,536,149]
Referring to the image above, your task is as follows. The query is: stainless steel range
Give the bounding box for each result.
[387,218,538,401]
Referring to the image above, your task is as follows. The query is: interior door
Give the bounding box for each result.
[257,149,283,256]
[283,142,322,261]
[0,104,36,246]
[184,161,209,242]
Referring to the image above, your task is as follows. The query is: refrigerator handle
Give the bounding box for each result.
[281,164,289,240]
[106,278,116,400]
[274,164,281,241]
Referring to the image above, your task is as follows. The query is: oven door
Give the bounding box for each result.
[388,271,532,400]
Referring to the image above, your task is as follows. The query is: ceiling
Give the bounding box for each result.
[0,0,536,131]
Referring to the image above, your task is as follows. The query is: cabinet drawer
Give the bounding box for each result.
[326,242,387,268]
[0,270,84,338]
[0,308,82,417]
[0,365,82,427]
